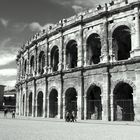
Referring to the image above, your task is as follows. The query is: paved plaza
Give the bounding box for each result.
[0,112,140,140]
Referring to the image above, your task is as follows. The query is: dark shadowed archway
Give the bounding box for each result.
[113,82,134,121]
[66,40,78,68]
[86,33,101,65]
[37,91,43,117]
[29,92,32,116]
[112,25,131,60]
[65,88,77,114]
[49,89,58,118]
[87,85,102,120]
[51,46,59,72]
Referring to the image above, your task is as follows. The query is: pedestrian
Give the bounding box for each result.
[12,110,15,118]
[4,108,8,118]
[65,111,70,122]
[71,111,77,122]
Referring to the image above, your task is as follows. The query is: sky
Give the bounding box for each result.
[0,0,109,89]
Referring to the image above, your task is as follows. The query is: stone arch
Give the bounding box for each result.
[65,87,78,114]
[112,79,136,96]
[112,24,132,60]
[28,92,33,116]
[86,33,101,65]
[85,29,101,42]
[37,91,43,117]
[50,45,59,72]
[49,88,58,118]
[66,40,78,68]
[85,82,103,97]
[113,81,135,121]
[30,55,34,75]
[38,51,45,74]
[86,83,102,120]
[111,22,132,36]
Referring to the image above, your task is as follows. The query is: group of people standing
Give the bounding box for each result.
[65,111,77,122]
[4,108,15,118]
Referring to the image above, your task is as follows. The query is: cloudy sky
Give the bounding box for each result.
[0,0,109,88]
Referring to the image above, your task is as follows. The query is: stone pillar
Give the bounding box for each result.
[83,44,87,66]
[84,96,87,120]
[58,33,63,71]
[63,95,65,119]
[32,91,35,117]
[102,72,110,121]
[35,46,38,76]
[32,80,36,117]
[131,7,140,58]
[35,95,37,117]
[110,94,114,121]
[47,97,50,118]
[48,51,51,73]
[43,91,47,118]
[77,26,83,67]
[57,93,61,119]
[100,20,109,63]
[26,97,29,116]
[19,86,22,116]
[16,87,19,115]
[77,91,82,120]
[134,69,140,121]
[63,46,66,70]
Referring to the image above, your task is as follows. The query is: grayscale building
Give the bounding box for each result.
[16,0,140,121]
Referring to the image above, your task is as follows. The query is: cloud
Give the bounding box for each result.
[0,18,9,27]
[0,38,18,66]
[52,0,109,12]
[0,80,16,88]
[0,69,17,76]
[29,22,54,32]
[72,5,84,13]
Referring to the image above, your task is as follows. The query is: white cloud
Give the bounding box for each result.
[0,69,17,76]
[0,38,18,66]
[0,18,9,27]
[0,80,16,88]
[72,5,84,13]
[29,22,54,32]
[52,0,109,12]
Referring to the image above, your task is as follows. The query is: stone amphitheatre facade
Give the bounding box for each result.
[16,0,140,121]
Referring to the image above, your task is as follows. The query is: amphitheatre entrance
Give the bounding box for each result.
[49,89,58,118]
[65,88,77,114]
[87,85,102,120]
[37,91,43,117]
[114,82,134,121]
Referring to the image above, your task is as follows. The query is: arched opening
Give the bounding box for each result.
[29,92,32,116]
[24,60,27,76]
[86,33,101,65]
[65,88,77,115]
[66,40,77,68]
[39,51,45,74]
[49,89,58,118]
[23,94,25,116]
[51,46,59,72]
[37,91,43,117]
[30,56,34,75]
[87,85,102,120]
[113,82,134,121]
[112,25,131,60]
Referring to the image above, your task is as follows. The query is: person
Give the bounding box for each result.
[4,108,8,118]
[65,111,70,122]
[12,110,15,118]
[71,111,77,122]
